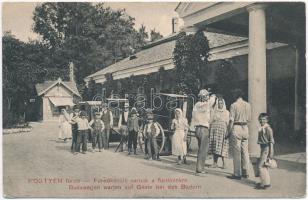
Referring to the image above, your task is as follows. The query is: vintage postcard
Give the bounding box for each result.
[2,1,306,198]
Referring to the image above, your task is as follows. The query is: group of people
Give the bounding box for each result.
[58,102,114,153]
[58,88,275,190]
[190,88,275,190]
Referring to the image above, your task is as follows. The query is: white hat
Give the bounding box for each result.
[198,89,209,97]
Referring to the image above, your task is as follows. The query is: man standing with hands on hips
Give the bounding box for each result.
[191,89,216,175]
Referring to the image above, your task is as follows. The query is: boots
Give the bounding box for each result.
[128,148,131,155]
[134,149,137,155]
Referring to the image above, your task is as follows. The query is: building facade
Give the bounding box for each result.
[35,78,81,121]
[85,2,306,156]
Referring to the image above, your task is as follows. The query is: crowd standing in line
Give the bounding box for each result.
[58,88,276,190]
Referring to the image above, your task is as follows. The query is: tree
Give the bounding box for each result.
[32,2,147,92]
[215,59,239,107]
[173,31,210,95]
[150,29,163,42]
[3,33,67,126]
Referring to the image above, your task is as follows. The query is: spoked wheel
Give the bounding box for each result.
[186,130,194,154]
[156,123,166,154]
[137,123,166,154]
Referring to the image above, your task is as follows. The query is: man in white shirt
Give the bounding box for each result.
[191,89,216,174]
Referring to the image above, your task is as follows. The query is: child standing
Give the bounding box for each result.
[171,108,189,165]
[75,111,92,154]
[255,113,275,190]
[89,112,105,152]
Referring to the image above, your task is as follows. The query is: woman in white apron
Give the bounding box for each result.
[58,108,72,142]
[171,108,189,165]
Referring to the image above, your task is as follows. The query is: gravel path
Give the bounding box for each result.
[3,122,306,198]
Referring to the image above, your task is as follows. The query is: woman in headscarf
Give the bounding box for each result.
[58,108,72,142]
[209,97,230,169]
[171,108,189,165]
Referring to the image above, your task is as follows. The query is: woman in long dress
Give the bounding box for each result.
[209,97,230,169]
[58,108,72,142]
[171,108,189,165]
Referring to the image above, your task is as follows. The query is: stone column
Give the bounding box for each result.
[247,4,267,156]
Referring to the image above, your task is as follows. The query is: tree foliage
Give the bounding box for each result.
[173,31,210,95]
[150,29,163,42]
[3,33,67,126]
[32,2,162,98]
[215,59,239,107]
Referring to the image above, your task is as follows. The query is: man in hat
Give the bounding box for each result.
[191,89,216,175]
[100,102,113,149]
[127,107,139,155]
[143,109,161,161]
[70,105,80,153]
[118,102,130,152]
[89,112,105,152]
[75,111,92,154]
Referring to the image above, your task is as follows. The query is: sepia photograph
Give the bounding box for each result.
[2,1,306,198]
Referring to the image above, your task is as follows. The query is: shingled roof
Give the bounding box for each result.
[35,78,80,97]
[85,31,246,81]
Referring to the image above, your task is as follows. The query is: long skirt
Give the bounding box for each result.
[209,121,229,157]
[171,129,187,157]
[59,121,72,139]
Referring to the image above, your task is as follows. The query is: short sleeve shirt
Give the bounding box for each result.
[230,98,251,123]
[258,125,275,145]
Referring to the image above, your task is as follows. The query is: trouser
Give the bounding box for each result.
[195,126,210,173]
[71,129,78,152]
[76,130,88,152]
[147,136,159,159]
[128,130,138,150]
[258,145,271,186]
[92,130,103,149]
[119,125,128,151]
[144,138,149,155]
[103,127,111,149]
[231,125,250,177]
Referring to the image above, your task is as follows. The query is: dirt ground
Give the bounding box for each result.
[3,121,306,198]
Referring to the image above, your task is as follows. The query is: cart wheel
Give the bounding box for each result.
[187,130,193,153]
[156,123,165,154]
[138,136,145,153]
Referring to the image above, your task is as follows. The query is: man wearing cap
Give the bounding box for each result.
[74,111,92,154]
[191,89,216,175]
[101,102,113,149]
[118,102,130,152]
[226,88,252,180]
[89,112,105,152]
[127,107,139,155]
[143,110,161,161]
[70,105,80,153]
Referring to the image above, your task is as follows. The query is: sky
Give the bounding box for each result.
[2,2,180,42]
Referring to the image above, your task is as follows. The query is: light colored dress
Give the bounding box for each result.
[171,118,189,157]
[58,113,72,139]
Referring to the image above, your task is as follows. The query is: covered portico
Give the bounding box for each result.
[176,2,306,156]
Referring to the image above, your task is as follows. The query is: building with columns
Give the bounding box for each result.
[176,2,305,155]
[85,2,305,156]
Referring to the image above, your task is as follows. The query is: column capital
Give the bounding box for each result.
[183,26,199,35]
[246,3,267,12]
